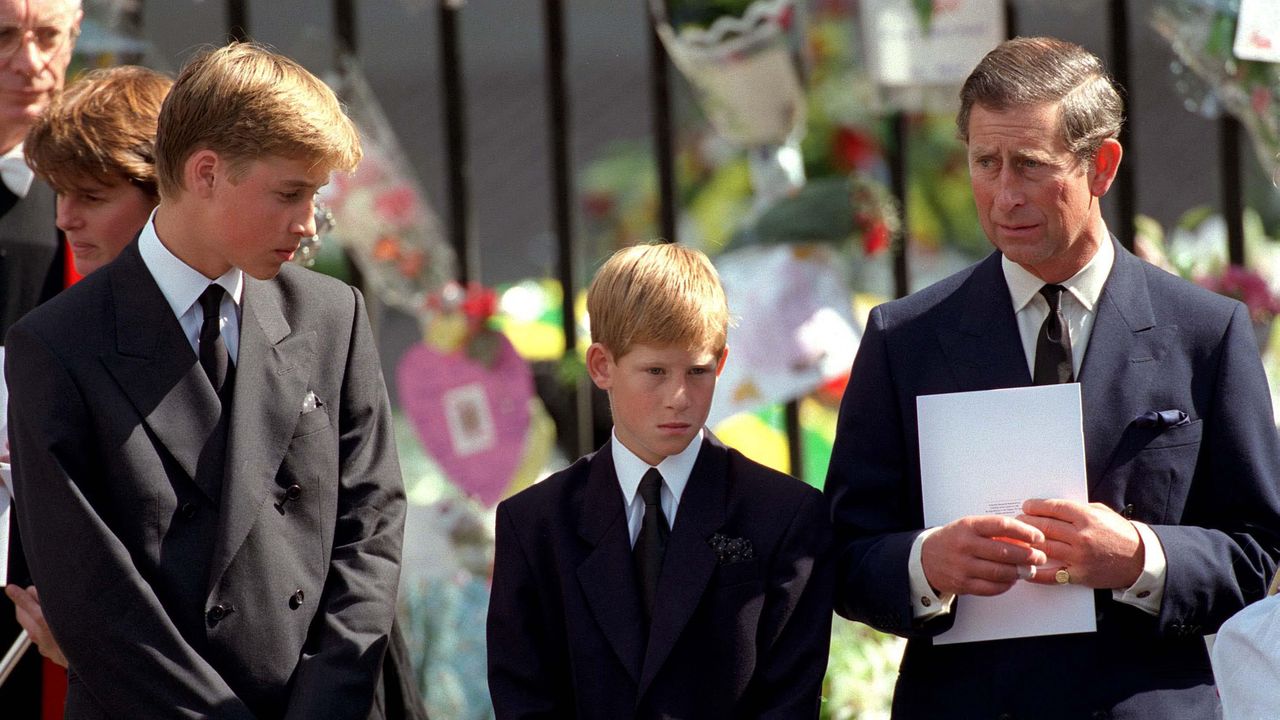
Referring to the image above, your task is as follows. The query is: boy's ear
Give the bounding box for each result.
[186,149,221,199]
[585,342,614,391]
[715,345,729,378]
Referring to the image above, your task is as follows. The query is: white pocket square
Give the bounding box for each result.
[301,390,323,413]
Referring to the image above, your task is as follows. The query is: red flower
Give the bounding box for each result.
[1196,265,1280,324]
[834,127,877,172]
[372,234,400,262]
[374,186,418,223]
[1252,85,1272,119]
[461,282,498,323]
[863,220,890,256]
[397,250,425,278]
[582,191,614,219]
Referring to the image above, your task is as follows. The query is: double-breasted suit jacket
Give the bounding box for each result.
[825,239,1280,719]
[5,240,406,719]
[487,434,834,719]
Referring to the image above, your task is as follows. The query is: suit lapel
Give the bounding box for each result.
[637,435,726,699]
[936,252,1031,393]
[1078,240,1159,492]
[207,276,316,587]
[575,445,647,686]
[99,242,225,503]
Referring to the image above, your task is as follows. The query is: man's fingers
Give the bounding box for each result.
[979,536,1048,567]
[1018,513,1074,538]
[1022,497,1088,522]
[1024,565,1067,585]
[5,584,36,612]
[956,576,1020,597]
[968,515,1044,545]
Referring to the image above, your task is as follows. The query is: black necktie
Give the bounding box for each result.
[1034,284,1074,385]
[634,468,669,622]
[198,284,231,395]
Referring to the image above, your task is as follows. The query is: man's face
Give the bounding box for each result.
[205,154,327,280]
[587,340,726,466]
[966,101,1110,283]
[0,0,79,129]
[55,178,155,276]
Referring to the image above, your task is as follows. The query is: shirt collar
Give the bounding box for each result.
[137,208,244,320]
[0,143,34,198]
[611,428,703,508]
[1002,232,1115,313]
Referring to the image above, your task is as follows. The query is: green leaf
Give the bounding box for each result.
[730,177,856,249]
[912,0,934,34]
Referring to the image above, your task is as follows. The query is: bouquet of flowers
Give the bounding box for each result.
[1152,0,1280,182]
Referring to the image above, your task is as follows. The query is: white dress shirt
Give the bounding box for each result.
[0,143,34,198]
[1212,593,1280,719]
[612,429,702,548]
[137,209,244,363]
[909,237,1167,620]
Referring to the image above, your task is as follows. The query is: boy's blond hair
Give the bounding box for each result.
[154,41,362,199]
[587,242,729,359]
[26,66,172,199]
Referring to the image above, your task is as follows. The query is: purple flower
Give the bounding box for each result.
[1195,265,1280,324]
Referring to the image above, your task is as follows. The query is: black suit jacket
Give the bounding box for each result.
[5,241,406,719]
[825,240,1280,719]
[0,177,63,719]
[487,434,834,719]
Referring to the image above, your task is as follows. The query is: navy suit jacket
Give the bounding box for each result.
[487,434,834,719]
[825,240,1280,719]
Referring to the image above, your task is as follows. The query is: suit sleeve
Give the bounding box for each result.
[823,306,954,639]
[486,500,566,719]
[1149,302,1280,634]
[283,287,406,719]
[5,322,256,719]
[751,489,835,719]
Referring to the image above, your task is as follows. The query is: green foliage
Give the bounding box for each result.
[667,0,759,30]
[822,617,904,719]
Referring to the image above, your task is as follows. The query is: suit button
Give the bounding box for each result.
[1092,711,1110,719]
[206,603,233,624]
[997,714,1014,720]
[1121,504,1135,519]
[285,484,303,501]
[289,589,305,609]
[180,502,197,520]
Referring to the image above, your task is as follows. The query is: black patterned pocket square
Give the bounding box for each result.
[708,533,755,564]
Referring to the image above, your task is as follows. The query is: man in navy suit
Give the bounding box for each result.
[487,243,834,718]
[825,36,1280,719]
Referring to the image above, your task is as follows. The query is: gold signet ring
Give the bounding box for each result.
[1055,569,1071,585]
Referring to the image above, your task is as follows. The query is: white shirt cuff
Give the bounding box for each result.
[909,527,955,620]
[1111,520,1165,615]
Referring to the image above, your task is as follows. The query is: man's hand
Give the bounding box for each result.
[5,585,67,668]
[1018,498,1144,589]
[921,515,1048,596]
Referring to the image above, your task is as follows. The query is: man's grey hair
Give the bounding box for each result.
[957,36,1124,163]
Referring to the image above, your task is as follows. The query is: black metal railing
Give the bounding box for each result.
[252,0,1255,477]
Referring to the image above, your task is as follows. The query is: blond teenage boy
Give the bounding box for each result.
[5,43,405,719]
[487,242,834,718]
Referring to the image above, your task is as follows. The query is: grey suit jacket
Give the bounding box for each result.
[5,241,406,719]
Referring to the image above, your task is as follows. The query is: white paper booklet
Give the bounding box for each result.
[917,383,1096,645]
